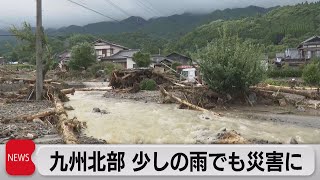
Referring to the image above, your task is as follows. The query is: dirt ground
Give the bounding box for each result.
[0,101,62,144]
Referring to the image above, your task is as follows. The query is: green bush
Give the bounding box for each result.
[302,61,320,91]
[104,62,123,75]
[133,52,151,67]
[194,29,265,94]
[139,79,157,91]
[267,67,303,78]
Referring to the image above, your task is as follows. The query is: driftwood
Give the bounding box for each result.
[252,85,320,100]
[76,88,111,92]
[160,86,221,116]
[53,93,78,144]
[8,78,53,84]
[18,109,56,121]
[61,88,75,95]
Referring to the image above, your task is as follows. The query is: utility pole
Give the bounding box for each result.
[36,0,43,100]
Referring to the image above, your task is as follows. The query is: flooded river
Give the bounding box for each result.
[65,91,320,144]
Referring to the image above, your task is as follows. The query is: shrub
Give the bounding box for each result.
[140,79,157,91]
[302,61,320,92]
[104,62,123,75]
[267,67,303,78]
[133,52,151,67]
[194,30,265,94]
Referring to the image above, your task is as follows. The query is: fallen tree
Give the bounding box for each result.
[18,109,56,121]
[61,88,75,95]
[53,92,79,144]
[252,85,320,100]
[160,86,221,116]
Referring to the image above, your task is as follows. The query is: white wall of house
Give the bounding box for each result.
[94,44,124,60]
[126,58,136,69]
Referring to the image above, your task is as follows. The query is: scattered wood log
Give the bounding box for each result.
[160,86,221,116]
[18,109,56,121]
[61,88,75,95]
[9,78,53,84]
[53,93,78,144]
[76,88,111,92]
[110,69,176,90]
[252,85,320,100]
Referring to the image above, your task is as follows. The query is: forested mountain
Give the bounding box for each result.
[0,5,273,55]
[46,5,273,38]
[167,1,320,56]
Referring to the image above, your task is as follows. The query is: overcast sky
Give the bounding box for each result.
[0,0,318,29]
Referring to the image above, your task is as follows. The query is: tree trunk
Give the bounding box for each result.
[160,86,221,116]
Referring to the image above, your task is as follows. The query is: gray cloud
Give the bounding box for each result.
[0,0,318,28]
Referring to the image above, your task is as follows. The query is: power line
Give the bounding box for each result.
[135,0,158,17]
[103,0,131,18]
[140,0,163,16]
[66,0,120,22]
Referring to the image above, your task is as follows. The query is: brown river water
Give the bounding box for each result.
[65,91,320,144]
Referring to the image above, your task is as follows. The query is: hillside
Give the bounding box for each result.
[47,6,273,38]
[168,2,320,55]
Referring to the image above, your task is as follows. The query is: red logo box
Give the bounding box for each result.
[6,140,35,176]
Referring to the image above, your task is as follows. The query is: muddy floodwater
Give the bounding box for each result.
[66,91,320,144]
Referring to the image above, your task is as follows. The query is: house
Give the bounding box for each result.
[298,36,320,60]
[166,52,192,65]
[101,49,140,69]
[151,54,166,66]
[93,39,129,61]
[57,50,71,70]
[0,57,6,65]
[275,53,285,66]
[58,50,71,63]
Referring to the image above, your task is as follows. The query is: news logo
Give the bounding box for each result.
[5,140,36,176]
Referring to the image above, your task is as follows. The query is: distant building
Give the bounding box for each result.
[93,39,129,61]
[298,36,320,60]
[57,50,71,70]
[0,57,6,65]
[166,52,192,65]
[101,49,140,69]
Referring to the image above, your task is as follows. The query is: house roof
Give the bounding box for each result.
[102,49,140,60]
[93,39,129,50]
[151,55,166,63]
[298,36,320,48]
[58,50,71,60]
[166,52,192,60]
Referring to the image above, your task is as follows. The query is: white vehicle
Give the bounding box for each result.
[180,68,196,83]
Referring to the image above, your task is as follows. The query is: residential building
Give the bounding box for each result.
[93,39,129,61]
[101,49,140,69]
[298,36,320,60]
[166,52,192,65]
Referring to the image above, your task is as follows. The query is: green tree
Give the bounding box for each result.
[9,22,56,78]
[69,42,96,70]
[67,34,96,48]
[133,52,151,67]
[194,30,265,95]
[302,60,320,93]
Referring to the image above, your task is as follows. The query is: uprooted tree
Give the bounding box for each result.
[194,28,265,95]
